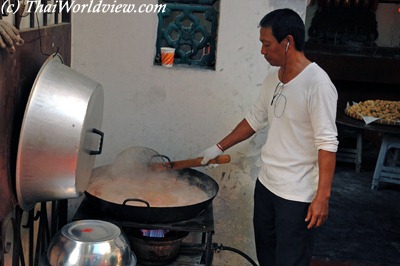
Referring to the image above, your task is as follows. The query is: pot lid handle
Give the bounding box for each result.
[90,128,104,155]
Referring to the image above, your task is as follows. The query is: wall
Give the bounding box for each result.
[71,0,307,265]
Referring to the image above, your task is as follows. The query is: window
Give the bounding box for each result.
[155,0,220,69]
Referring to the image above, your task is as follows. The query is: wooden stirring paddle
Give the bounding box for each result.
[150,155,231,171]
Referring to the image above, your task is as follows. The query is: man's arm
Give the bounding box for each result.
[218,118,256,151]
[305,149,336,229]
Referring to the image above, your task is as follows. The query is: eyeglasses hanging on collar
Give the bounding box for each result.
[270,82,287,118]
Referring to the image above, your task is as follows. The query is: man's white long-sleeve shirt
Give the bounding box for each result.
[245,63,339,202]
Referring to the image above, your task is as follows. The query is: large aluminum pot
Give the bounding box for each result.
[46,220,136,266]
[16,54,104,211]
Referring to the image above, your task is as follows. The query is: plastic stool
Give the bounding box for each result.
[336,124,363,173]
[371,134,400,190]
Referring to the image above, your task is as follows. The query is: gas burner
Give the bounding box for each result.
[125,229,189,266]
[140,229,169,238]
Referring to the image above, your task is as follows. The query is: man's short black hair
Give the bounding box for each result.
[259,8,305,51]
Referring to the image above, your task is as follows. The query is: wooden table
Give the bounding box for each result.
[336,112,400,189]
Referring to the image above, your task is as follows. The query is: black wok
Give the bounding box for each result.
[84,167,219,223]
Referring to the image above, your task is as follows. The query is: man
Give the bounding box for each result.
[199,8,338,266]
[0,20,24,54]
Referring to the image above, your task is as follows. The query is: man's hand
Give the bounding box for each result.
[305,197,329,229]
[198,145,223,166]
[0,20,24,54]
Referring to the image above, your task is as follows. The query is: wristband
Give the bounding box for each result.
[216,143,224,152]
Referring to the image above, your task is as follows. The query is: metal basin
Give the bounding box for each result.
[47,220,136,266]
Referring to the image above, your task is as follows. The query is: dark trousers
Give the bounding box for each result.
[253,179,314,266]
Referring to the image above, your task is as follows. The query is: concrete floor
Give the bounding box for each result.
[311,256,392,266]
[310,148,400,266]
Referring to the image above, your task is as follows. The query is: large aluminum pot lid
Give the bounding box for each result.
[16,54,104,211]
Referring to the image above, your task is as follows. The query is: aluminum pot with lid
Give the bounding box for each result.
[16,53,104,211]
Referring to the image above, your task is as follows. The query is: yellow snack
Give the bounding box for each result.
[346,100,400,125]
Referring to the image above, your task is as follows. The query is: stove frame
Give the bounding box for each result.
[73,197,215,266]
